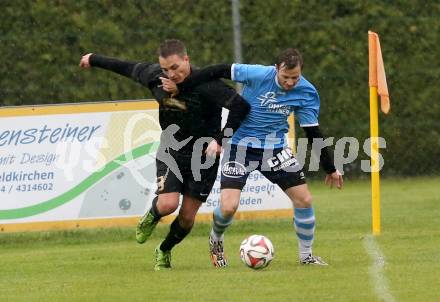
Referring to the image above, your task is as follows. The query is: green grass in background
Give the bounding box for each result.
[1,177,439,302]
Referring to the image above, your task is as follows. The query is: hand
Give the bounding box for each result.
[325,170,343,189]
[205,139,222,157]
[159,77,179,96]
[79,53,93,68]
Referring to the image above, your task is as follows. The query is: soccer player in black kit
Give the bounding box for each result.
[79,39,249,270]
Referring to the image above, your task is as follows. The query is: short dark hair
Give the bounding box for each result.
[158,39,187,58]
[275,48,303,69]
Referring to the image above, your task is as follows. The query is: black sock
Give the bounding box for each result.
[149,196,161,222]
[160,217,192,252]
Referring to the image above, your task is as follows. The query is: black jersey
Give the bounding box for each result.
[90,54,249,154]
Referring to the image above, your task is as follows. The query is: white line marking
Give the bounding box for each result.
[363,235,396,302]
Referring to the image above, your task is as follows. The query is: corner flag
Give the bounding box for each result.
[368,31,390,235]
[369,31,390,114]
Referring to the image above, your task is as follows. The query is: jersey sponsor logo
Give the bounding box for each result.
[267,103,291,115]
[257,92,277,106]
[257,91,291,116]
[221,161,247,178]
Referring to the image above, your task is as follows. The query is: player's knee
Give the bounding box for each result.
[221,203,238,218]
[157,200,179,215]
[300,194,313,207]
[177,212,196,229]
[292,193,313,208]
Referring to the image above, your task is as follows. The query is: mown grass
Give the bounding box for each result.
[1,177,439,302]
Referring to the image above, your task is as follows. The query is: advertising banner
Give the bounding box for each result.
[0,101,293,231]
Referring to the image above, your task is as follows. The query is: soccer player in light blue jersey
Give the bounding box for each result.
[169,48,343,267]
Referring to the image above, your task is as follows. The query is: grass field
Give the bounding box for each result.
[1,177,439,302]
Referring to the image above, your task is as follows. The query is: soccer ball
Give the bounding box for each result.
[239,234,274,269]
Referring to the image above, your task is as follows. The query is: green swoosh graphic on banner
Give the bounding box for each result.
[0,142,159,220]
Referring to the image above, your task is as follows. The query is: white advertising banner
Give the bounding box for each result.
[0,101,292,228]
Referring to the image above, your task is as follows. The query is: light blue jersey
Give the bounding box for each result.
[231,63,320,149]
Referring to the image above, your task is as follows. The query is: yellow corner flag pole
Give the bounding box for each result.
[368,31,390,235]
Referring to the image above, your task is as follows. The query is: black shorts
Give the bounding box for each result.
[155,149,219,202]
[220,144,306,191]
